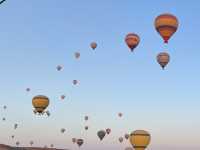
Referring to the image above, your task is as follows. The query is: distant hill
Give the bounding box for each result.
[0,144,69,150]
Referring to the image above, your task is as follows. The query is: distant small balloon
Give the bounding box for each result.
[2,117,6,121]
[72,138,76,144]
[73,80,78,85]
[75,52,80,59]
[11,135,15,139]
[3,105,7,109]
[97,130,106,141]
[118,112,123,117]
[125,33,140,52]
[14,124,18,129]
[157,52,170,69]
[56,65,63,71]
[90,42,97,50]
[30,141,34,146]
[16,141,20,146]
[85,126,89,130]
[84,116,89,121]
[119,137,123,143]
[26,88,30,92]
[60,95,66,100]
[125,133,130,140]
[50,144,54,148]
[77,139,84,147]
[106,128,111,134]
[61,128,66,133]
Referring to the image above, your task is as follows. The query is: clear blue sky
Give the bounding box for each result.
[0,0,200,150]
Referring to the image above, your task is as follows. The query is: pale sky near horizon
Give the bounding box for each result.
[0,0,200,150]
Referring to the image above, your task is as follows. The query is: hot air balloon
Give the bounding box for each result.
[73,80,78,85]
[85,126,89,130]
[84,116,89,121]
[125,33,140,52]
[129,130,151,150]
[75,52,80,59]
[61,128,66,133]
[2,117,6,121]
[77,139,84,147]
[3,105,7,109]
[97,130,106,141]
[14,124,18,129]
[155,13,179,43]
[16,141,20,146]
[125,147,133,150]
[106,128,111,134]
[11,135,14,139]
[90,42,97,50]
[60,95,66,100]
[56,65,63,71]
[50,144,54,148]
[125,133,130,140]
[32,95,49,115]
[72,138,76,144]
[30,141,34,146]
[119,137,123,143]
[118,112,123,117]
[157,52,170,69]
[26,88,30,92]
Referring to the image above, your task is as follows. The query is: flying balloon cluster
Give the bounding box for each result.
[155,13,179,69]
[0,7,180,149]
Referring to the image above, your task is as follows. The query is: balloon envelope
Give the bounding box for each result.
[157,52,170,69]
[32,95,49,114]
[119,137,123,143]
[129,130,151,149]
[97,130,106,140]
[155,13,179,43]
[77,139,84,147]
[125,33,140,52]
[90,42,97,50]
[106,128,111,134]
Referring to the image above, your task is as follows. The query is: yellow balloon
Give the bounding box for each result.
[32,95,49,114]
[129,130,151,150]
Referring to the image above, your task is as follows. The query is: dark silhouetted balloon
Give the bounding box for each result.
[75,52,80,59]
[26,88,30,92]
[72,138,76,144]
[14,124,18,129]
[125,133,130,140]
[77,139,84,147]
[84,116,89,121]
[61,95,66,100]
[106,128,111,134]
[97,130,106,141]
[119,137,123,143]
[85,126,89,130]
[118,112,123,117]
[56,65,63,71]
[61,128,66,133]
[73,80,78,85]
